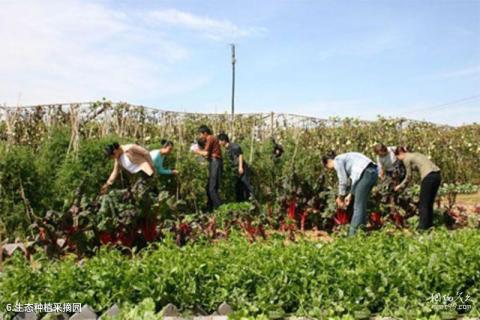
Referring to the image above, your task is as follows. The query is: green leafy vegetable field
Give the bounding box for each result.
[1,228,479,319]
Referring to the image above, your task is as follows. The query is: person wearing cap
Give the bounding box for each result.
[194,125,223,210]
[218,133,254,202]
[101,142,156,194]
[322,151,378,236]
[394,147,441,230]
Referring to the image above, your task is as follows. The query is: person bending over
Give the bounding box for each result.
[322,151,378,236]
[149,140,178,176]
[373,143,398,179]
[394,147,441,230]
[101,142,156,194]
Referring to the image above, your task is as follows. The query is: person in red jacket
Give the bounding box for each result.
[194,125,223,211]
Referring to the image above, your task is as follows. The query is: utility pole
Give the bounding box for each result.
[230,44,236,121]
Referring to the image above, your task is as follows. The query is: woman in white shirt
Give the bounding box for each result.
[101,142,156,194]
[373,143,397,179]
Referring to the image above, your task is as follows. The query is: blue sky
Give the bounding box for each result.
[0,0,479,125]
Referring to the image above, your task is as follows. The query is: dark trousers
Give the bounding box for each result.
[235,168,254,202]
[418,171,441,230]
[206,158,223,211]
[132,172,154,218]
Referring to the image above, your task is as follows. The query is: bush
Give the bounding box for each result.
[0,144,43,239]
[54,135,121,206]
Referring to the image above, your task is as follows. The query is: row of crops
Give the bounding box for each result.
[0,102,479,319]
[1,103,479,241]
[1,228,479,318]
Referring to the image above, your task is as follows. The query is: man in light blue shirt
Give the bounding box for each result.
[323,151,378,236]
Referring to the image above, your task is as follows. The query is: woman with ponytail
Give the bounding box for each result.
[394,147,441,230]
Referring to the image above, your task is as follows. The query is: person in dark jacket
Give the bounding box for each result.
[394,148,441,230]
[272,138,284,160]
[218,133,254,202]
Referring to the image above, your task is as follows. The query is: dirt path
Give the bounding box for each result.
[457,191,480,206]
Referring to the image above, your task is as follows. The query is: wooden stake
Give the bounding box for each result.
[249,120,255,164]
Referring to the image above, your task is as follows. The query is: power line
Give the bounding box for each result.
[403,94,480,115]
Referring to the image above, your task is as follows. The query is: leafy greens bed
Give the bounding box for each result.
[1,228,479,319]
